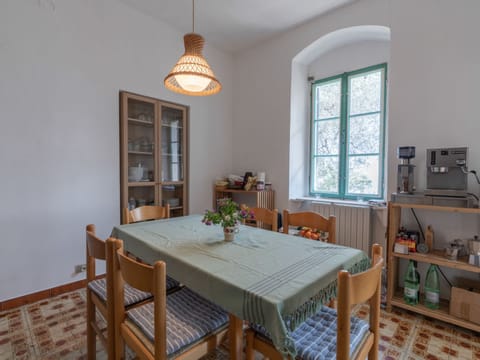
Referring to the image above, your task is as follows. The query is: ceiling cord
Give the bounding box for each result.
[192,0,195,33]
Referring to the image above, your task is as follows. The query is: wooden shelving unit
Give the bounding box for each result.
[213,187,275,211]
[386,202,480,332]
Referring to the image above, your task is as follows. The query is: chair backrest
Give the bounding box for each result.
[86,224,117,358]
[283,210,336,243]
[86,224,106,281]
[336,244,383,360]
[107,238,167,359]
[250,207,278,232]
[123,204,170,224]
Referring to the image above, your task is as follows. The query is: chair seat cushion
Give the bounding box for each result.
[251,306,369,360]
[126,287,228,356]
[88,275,179,306]
[88,278,152,306]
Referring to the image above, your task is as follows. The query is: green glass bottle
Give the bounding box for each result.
[404,260,419,305]
[424,264,440,309]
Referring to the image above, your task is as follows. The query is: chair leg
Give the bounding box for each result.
[245,330,255,360]
[86,291,96,360]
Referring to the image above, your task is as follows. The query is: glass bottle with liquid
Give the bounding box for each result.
[404,260,419,305]
[424,264,440,309]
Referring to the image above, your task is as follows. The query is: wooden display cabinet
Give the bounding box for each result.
[387,202,480,332]
[120,91,188,222]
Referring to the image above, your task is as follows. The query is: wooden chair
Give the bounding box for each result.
[86,224,153,360]
[107,237,229,360]
[245,244,383,360]
[248,207,279,232]
[123,204,181,292]
[123,204,170,224]
[283,210,336,243]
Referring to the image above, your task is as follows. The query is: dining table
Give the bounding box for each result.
[111,214,370,359]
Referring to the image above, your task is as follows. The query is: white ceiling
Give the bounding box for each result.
[118,0,356,53]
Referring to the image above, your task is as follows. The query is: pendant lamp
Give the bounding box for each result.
[164,0,221,96]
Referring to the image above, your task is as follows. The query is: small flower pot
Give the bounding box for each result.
[223,226,238,242]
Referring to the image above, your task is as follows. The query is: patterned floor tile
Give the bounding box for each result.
[2,289,480,359]
[0,308,35,360]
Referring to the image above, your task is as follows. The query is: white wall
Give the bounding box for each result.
[233,0,390,211]
[308,40,390,80]
[0,0,233,301]
[289,39,390,199]
[387,0,480,198]
[233,0,480,212]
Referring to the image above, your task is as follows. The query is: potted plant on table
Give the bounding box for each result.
[202,198,254,241]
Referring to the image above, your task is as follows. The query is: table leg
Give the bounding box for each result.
[229,314,244,360]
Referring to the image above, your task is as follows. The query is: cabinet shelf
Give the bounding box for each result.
[162,181,184,186]
[128,181,155,186]
[386,201,480,332]
[215,188,273,194]
[391,291,480,332]
[162,123,183,129]
[392,250,480,273]
[128,118,154,126]
[390,202,480,214]
[128,151,153,156]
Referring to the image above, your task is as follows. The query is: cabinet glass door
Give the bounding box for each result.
[161,106,184,182]
[120,91,188,221]
[126,97,156,207]
[161,184,184,217]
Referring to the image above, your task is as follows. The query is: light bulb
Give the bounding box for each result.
[175,74,211,92]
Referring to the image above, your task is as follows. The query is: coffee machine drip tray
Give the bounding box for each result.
[391,192,476,208]
[424,188,469,197]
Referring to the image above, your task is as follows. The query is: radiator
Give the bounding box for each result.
[310,202,371,253]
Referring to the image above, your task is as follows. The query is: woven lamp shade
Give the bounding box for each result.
[164,33,221,96]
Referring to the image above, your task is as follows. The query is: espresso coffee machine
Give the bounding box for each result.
[425,147,468,197]
[397,146,416,194]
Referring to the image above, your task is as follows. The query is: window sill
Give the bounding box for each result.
[290,197,387,209]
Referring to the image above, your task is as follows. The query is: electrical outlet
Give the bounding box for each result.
[74,264,86,273]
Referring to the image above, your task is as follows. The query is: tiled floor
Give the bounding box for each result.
[1,289,480,359]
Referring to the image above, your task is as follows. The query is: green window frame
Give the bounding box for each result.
[310,63,387,200]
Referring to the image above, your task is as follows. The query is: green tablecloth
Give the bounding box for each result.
[111,215,369,356]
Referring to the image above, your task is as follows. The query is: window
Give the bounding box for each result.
[310,63,387,200]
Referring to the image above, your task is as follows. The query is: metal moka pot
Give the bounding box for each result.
[468,235,480,255]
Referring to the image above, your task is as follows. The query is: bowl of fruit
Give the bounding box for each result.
[296,227,328,241]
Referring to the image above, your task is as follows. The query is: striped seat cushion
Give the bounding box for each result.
[252,306,369,360]
[88,275,179,306]
[126,287,228,357]
[88,278,151,306]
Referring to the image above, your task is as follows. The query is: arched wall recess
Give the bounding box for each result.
[289,25,391,200]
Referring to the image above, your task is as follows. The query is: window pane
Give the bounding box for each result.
[349,71,381,115]
[313,157,339,193]
[347,155,379,195]
[315,80,341,119]
[348,114,380,155]
[315,119,340,155]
